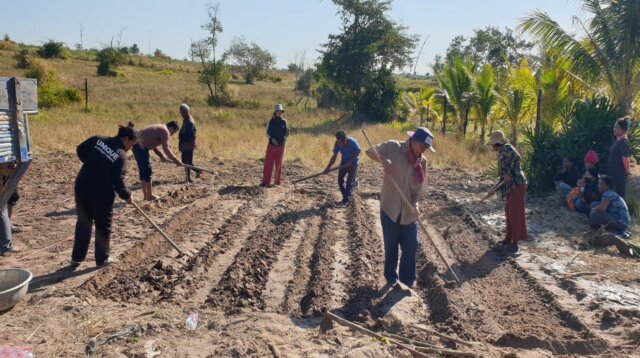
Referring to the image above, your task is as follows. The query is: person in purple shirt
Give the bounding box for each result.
[323,130,361,205]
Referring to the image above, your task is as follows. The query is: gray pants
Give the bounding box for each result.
[589,210,627,232]
[0,206,12,253]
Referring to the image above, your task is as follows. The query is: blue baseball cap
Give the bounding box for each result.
[407,127,436,152]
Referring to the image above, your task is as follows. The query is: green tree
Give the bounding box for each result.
[473,64,498,142]
[129,43,140,55]
[434,57,474,134]
[443,27,532,71]
[38,39,68,59]
[519,0,640,113]
[318,0,417,121]
[498,60,536,144]
[191,2,230,106]
[96,46,127,76]
[223,37,275,84]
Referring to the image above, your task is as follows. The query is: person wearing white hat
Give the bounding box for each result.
[261,104,289,187]
[365,127,434,288]
[485,130,528,252]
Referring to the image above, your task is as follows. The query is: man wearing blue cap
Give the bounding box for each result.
[366,127,435,288]
[323,130,361,205]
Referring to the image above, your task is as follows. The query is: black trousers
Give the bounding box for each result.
[71,190,114,265]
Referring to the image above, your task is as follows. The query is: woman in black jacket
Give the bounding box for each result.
[70,123,138,268]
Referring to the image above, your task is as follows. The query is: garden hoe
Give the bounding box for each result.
[132,202,191,258]
[479,181,505,203]
[362,129,461,283]
[292,164,351,184]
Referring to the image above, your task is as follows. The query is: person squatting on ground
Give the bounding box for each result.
[323,130,361,205]
[589,175,630,236]
[366,127,434,288]
[569,150,601,215]
[261,104,289,187]
[178,103,201,183]
[132,121,183,200]
[71,123,138,267]
[487,130,528,252]
[607,117,632,199]
[554,157,579,199]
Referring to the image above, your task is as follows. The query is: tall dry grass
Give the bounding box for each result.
[0,49,493,172]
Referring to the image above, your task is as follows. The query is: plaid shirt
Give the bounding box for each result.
[498,143,527,196]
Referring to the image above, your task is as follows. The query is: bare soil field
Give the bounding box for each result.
[0,153,639,357]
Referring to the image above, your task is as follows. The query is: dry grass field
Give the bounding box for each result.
[0,46,493,172]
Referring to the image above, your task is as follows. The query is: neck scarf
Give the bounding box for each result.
[403,139,425,184]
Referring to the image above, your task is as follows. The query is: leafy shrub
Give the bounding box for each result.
[207,91,235,107]
[38,40,68,59]
[24,59,58,84]
[0,40,19,52]
[237,99,261,109]
[524,95,630,194]
[96,47,127,76]
[269,75,283,83]
[39,82,82,108]
[156,70,175,76]
[15,48,35,68]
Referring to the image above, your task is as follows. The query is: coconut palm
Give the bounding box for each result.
[402,88,440,127]
[473,64,498,142]
[435,57,474,133]
[499,60,536,144]
[519,0,640,113]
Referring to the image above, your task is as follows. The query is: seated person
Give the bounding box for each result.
[572,150,601,215]
[589,175,630,237]
[554,157,579,199]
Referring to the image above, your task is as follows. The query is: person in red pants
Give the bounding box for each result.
[485,130,528,253]
[261,104,289,187]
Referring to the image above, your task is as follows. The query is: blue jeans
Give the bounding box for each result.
[555,181,572,200]
[380,210,418,287]
[573,197,595,215]
[338,163,358,202]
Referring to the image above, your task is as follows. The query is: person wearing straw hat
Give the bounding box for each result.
[485,130,528,252]
[261,104,289,187]
[365,127,434,288]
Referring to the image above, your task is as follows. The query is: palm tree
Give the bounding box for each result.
[473,64,498,142]
[435,57,474,133]
[499,60,536,144]
[402,88,439,127]
[519,0,640,113]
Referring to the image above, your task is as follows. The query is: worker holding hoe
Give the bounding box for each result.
[71,123,138,267]
[132,120,182,200]
[366,127,433,288]
[323,130,361,206]
[178,103,202,183]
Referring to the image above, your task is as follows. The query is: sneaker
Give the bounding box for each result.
[1,247,19,256]
[11,225,22,233]
[97,257,119,268]
[70,259,81,268]
[350,180,359,191]
[259,183,268,188]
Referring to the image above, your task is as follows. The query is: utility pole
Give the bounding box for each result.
[79,24,83,49]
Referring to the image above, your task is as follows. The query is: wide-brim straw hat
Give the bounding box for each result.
[487,130,508,145]
[274,104,285,112]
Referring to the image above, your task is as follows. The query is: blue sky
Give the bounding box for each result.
[2,0,585,73]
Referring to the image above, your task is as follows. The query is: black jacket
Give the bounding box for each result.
[75,135,131,201]
[266,116,288,146]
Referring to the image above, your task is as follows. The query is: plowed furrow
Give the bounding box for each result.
[415,191,609,355]
[204,201,305,311]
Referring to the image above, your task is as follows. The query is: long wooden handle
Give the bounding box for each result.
[479,181,504,203]
[362,129,460,283]
[182,163,214,174]
[292,164,350,184]
[132,202,187,256]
